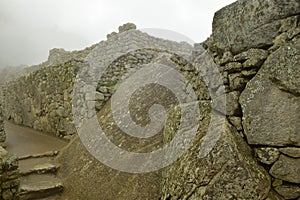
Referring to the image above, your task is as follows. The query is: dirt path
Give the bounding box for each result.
[4,121,68,157]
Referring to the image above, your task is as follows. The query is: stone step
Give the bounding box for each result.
[19,156,60,176]
[20,174,63,200]
[19,151,59,161]
[37,194,62,200]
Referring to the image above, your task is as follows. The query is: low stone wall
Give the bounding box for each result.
[0,147,19,200]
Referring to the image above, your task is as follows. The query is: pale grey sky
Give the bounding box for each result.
[0,0,236,67]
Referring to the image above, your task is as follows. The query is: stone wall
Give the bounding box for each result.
[2,2,300,198]
[4,25,193,139]
[198,1,300,199]
[4,60,81,138]
[0,147,19,200]
[58,25,197,200]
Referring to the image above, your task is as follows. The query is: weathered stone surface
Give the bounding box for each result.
[268,37,300,96]
[279,147,300,158]
[106,31,117,39]
[240,38,300,146]
[241,69,257,78]
[271,15,300,51]
[228,116,243,131]
[234,49,268,63]
[272,179,283,188]
[219,51,234,65]
[274,184,300,199]
[161,112,271,199]
[239,49,268,69]
[0,147,20,199]
[224,62,242,73]
[265,189,285,200]
[225,91,241,116]
[270,155,300,184]
[209,0,300,54]
[228,73,248,91]
[254,147,280,165]
[118,22,137,33]
[58,106,162,199]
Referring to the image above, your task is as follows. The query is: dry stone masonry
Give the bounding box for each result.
[4,60,81,138]
[0,147,19,200]
[201,0,300,199]
[0,0,299,199]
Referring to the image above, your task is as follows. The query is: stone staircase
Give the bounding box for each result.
[18,151,63,200]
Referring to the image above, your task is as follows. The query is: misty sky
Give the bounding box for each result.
[0,0,235,67]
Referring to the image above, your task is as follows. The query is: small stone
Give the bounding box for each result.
[228,73,248,91]
[272,179,283,187]
[254,147,280,165]
[118,23,137,33]
[274,184,300,200]
[2,179,20,189]
[279,147,300,158]
[3,155,18,170]
[95,92,105,101]
[106,31,117,39]
[224,62,242,73]
[0,146,8,157]
[97,86,108,94]
[228,117,243,131]
[2,189,13,200]
[265,190,285,200]
[213,90,241,116]
[220,51,234,65]
[226,91,241,116]
[241,69,257,77]
[95,101,104,111]
[56,106,67,118]
[234,49,268,64]
[270,155,300,184]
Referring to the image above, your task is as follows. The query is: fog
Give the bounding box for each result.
[0,0,235,68]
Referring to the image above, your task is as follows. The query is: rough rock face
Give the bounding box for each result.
[208,0,300,54]
[203,0,300,199]
[240,37,300,147]
[161,108,271,199]
[4,60,81,137]
[0,103,5,143]
[0,147,19,199]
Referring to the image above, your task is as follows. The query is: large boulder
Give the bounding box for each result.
[270,155,300,184]
[209,0,300,54]
[240,37,300,146]
[161,103,271,199]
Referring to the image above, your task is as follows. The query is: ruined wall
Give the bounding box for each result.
[4,60,80,138]
[161,0,300,199]
[58,25,196,200]
[4,25,193,138]
[2,1,300,199]
[0,147,19,200]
